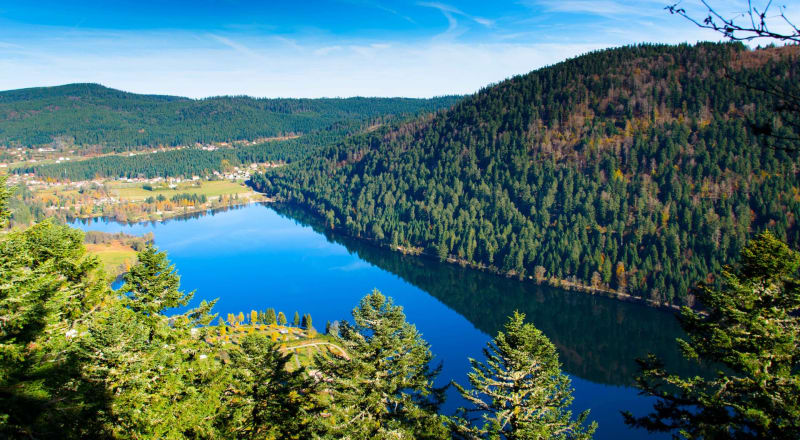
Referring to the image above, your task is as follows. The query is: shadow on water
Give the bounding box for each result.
[271,203,701,387]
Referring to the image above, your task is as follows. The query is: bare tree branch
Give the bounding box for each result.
[666,1,800,43]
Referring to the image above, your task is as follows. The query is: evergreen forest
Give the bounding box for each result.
[0,83,460,149]
[251,42,800,305]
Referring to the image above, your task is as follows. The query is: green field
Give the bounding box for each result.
[85,242,138,276]
[113,180,255,201]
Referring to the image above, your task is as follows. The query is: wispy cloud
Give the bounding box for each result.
[0,41,23,49]
[208,34,264,59]
[527,0,665,18]
[346,0,417,24]
[418,2,494,40]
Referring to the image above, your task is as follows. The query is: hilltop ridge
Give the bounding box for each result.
[0,83,461,149]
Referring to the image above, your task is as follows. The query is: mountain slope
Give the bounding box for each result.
[252,42,800,305]
[0,83,461,149]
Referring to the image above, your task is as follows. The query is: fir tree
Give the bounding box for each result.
[222,334,320,438]
[626,231,800,438]
[118,244,193,319]
[293,311,300,327]
[313,290,448,439]
[79,246,224,438]
[0,221,109,437]
[452,311,596,440]
[277,311,287,326]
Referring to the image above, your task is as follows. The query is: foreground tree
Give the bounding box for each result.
[625,231,800,438]
[80,245,226,438]
[0,221,109,438]
[451,312,596,440]
[118,243,192,319]
[314,290,448,439]
[221,334,320,438]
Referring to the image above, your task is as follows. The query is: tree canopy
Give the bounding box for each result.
[625,231,800,438]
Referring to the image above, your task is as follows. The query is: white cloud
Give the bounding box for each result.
[3,0,790,99]
[0,31,610,98]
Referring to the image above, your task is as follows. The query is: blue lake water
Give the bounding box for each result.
[71,203,694,439]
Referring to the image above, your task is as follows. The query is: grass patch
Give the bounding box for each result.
[85,241,137,276]
[113,180,253,201]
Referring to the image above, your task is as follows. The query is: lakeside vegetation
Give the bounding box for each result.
[2,180,798,438]
[8,178,264,225]
[252,42,800,307]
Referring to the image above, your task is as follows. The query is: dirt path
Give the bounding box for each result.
[281,342,350,360]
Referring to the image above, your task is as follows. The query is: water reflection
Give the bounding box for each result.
[272,204,697,387]
[68,204,252,228]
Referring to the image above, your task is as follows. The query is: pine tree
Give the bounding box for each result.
[625,231,800,438]
[277,311,287,326]
[293,311,300,327]
[221,334,320,438]
[452,311,596,440]
[0,221,109,437]
[266,308,276,325]
[313,290,448,439]
[118,244,193,319]
[80,245,224,438]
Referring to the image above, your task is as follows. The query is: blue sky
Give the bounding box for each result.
[0,1,792,98]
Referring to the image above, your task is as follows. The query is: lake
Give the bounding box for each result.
[71,203,695,439]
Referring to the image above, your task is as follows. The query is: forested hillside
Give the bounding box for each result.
[251,42,800,305]
[0,83,460,149]
[17,122,357,180]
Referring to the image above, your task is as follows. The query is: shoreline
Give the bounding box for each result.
[263,199,684,313]
[64,198,268,225]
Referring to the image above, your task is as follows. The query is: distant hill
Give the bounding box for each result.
[252,42,800,305]
[0,83,461,149]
